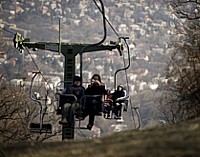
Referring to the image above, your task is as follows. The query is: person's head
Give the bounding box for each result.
[117,85,123,91]
[91,74,101,86]
[91,74,101,82]
[73,76,81,86]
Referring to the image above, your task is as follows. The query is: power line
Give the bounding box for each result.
[25,47,48,83]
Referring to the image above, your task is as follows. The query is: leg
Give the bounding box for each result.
[87,113,95,130]
[86,99,97,130]
[119,102,125,119]
[60,103,76,126]
[59,103,72,124]
[62,103,72,117]
[114,102,120,118]
[106,104,111,118]
[92,99,102,115]
[123,100,128,111]
[74,102,85,120]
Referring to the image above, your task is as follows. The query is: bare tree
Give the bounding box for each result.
[0,78,32,143]
[168,0,200,20]
[0,76,62,143]
[0,33,60,143]
[159,5,200,122]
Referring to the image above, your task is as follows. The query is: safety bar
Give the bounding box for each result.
[59,93,77,104]
[80,94,103,108]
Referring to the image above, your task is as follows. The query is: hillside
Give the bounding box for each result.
[1,118,200,157]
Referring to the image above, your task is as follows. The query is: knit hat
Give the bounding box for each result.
[117,84,124,91]
[73,76,81,82]
[118,84,123,88]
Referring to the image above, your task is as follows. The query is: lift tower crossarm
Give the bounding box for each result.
[13,33,118,54]
[21,41,118,55]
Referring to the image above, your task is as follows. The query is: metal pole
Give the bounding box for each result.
[59,18,61,54]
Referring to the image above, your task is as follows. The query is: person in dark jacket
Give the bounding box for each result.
[62,76,85,102]
[112,85,128,119]
[59,76,85,125]
[84,74,107,130]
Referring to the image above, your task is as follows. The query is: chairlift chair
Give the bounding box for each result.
[28,101,53,134]
[12,0,133,140]
[28,72,53,134]
[29,123,52,134]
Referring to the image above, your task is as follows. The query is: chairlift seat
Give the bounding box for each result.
[29,123,52,133]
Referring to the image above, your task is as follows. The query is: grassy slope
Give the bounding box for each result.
[1,118,200,157]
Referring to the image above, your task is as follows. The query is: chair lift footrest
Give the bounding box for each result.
[29,123,52,133]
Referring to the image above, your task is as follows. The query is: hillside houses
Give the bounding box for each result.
[0,0,181,94]
[0,52,6,63]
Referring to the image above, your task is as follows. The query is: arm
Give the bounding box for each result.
[116,90,129,101]
[62,84,73,94]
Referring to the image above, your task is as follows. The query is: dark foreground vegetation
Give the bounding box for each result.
[1,118,200,157]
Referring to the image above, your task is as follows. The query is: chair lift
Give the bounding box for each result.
[55,81,108,131]
[13,0,125,140]
[103,91,130,120]
[102,37,141,129]
[102,37,130,120]
[28,71,52,134]
[112,37,141,129]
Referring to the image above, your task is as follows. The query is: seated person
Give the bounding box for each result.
[103,90,113,118]
[59,76,85,125]
[112,85,128,119]
[84,74,107,130]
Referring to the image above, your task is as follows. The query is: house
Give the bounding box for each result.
[0,52,6,63]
